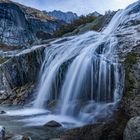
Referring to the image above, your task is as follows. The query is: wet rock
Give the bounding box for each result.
[123,117,140,140]
[44,120,62,127]
[61,109,128,140]
[0,46,45,105]
[0,110,6,114]
[0,126,5,140]
[60,123,105,140]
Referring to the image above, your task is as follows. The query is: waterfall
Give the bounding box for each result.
[32,2,140,125]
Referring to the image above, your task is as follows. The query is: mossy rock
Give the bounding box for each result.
[124,52,138,97]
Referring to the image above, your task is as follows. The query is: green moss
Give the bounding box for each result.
[124,52,137,97]
[126,52,137,65]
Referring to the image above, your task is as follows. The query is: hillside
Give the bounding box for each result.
[46,10,79,23]
[0,0,62,50]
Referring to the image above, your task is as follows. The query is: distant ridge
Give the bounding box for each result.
[45,10,79,23]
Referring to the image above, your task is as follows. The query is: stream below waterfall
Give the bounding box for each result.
[0,105,66,139]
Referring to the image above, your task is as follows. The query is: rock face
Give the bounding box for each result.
[117,2,140,118]
[0,0,62,50]
[124,117,140,140]
[47,10,79,23]
[0,45,45,104]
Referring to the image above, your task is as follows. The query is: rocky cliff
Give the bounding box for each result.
[0,45,46,105]
[0,0,62,50]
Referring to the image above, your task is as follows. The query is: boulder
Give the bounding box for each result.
[123,117,140,140]
[0,126,5,140]
[44,120,62,127]
[0,110,6,114]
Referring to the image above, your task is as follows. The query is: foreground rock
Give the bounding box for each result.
[44,121,62,128]
[0,110,6,114]
[123,117,140,140]
[0,126,5,140]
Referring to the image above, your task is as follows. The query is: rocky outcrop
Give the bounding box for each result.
[0,0,62,50]
[122,49,140,117]
[0,45,45,104]
[46,10,78,24]
[123,117,140,140]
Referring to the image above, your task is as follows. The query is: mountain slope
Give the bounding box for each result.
[0,0,62,50]
[46,10,79,23]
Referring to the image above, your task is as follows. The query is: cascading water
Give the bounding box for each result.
[6,1,140,127]
[31,5,134,126]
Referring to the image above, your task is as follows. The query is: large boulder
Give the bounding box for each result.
[123,117,140,140]
[60,115,128,140]
[44,120,62,128]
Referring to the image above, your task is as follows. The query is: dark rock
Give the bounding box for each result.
[44,120,62,127]
[0,126,5,140]
[0,110,6,114]
[123,117,140,140]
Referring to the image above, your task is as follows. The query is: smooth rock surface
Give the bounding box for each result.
[44,121,62,127]
[124,117,140,140]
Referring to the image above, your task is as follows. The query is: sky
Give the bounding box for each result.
[12,0,137,15]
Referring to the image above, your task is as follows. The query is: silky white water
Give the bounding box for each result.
[3,1,140,127]
[32,11,125,126]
